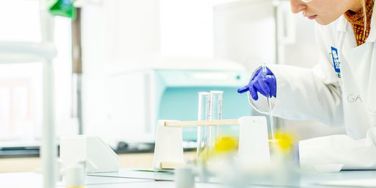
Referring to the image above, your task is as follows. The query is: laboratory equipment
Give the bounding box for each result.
[267,97,275,140]
[63,164,85,188]
[175,167,195,188]
[152,120,184,169]
[197,92,210,162]
[238,116,270,166]
[209,91,239,156]
[197,90,237,163]
[208,91,223,147]
[237,65,276,140]
[0,0,58,187]
[261,65,277,141]
[96,59,251,145]
[60,136,119,173]
[154,116,270,170]
[209,91,223,121]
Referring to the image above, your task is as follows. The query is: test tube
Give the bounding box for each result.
[209,91,223,120]
[209,91,223,148]
[197,92,210,161]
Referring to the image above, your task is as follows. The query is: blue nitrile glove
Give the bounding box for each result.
[237,66,276,100]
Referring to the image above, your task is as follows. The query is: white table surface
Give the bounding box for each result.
[2,169,376,188]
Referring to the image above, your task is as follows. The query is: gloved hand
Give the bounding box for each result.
[237,66,276,100]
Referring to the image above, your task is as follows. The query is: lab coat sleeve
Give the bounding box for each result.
[249,64,344,126]
[299,127,376,170]
[249,24,344,127]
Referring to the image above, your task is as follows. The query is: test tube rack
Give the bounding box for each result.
[163,119,239,128]
[152,117,270,169]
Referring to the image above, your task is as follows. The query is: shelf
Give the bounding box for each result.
[0,41,57,63]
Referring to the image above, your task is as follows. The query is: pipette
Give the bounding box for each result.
[267,96,275,140]
[260,65,275,140]
[237,66,275,140]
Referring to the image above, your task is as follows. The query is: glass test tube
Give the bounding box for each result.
[197,92,210,161]
[208,91,223,148]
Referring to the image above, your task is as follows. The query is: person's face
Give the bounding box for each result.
[290,0,353,25]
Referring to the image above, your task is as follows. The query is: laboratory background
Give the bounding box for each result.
[0,0,358,187]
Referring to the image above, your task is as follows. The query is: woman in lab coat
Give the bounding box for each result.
[239,0,376,170]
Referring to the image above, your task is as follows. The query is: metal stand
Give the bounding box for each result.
[71,8,84,134]
[40,1,57,187]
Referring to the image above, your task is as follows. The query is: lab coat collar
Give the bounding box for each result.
[336,2,376,43]
[336,16,349,33]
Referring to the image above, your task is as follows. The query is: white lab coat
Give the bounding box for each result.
[250,4,376,170]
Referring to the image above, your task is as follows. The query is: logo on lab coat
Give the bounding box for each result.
[330,46,341,78]
[347,94,363,103]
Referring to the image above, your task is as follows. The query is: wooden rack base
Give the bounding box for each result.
[162,119,239,128]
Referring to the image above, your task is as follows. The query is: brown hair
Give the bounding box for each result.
[362,0,367,35]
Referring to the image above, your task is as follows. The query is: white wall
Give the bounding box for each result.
[213,0,275,70]
[81,0,160,144]
[103,0,160,62]
[81,0,223,143]
[160,0,214,57]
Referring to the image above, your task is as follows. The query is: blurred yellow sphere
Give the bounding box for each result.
[214,135,238,154]
[274,131,295,153]
[197,135,238,162]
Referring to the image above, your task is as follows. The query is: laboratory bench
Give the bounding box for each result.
[0,142,156,158]
[2,168,376,187]
[0,141,196,158]
[0,140,197,173]
[0,152,196,173]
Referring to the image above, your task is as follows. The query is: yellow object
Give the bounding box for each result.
[214,135,238,154]
[66,186,85,188]
[197,147,212,162]
[197,135,238,162]
[273,131,295,154]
